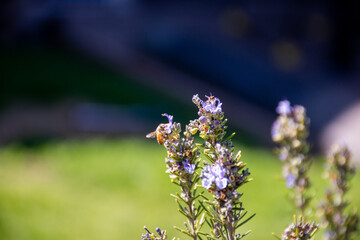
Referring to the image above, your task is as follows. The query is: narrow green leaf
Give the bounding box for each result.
[205,218,214,229]
[199,201,211,215]
[198,231,209,236]
[224,132,236,142]
[235,213,256,229]
[174,193,187,204]
[195,143,203,148]
[178,209,188,218]
[237,211,248,221]
[199,212,206,227]
[272,232,282,240]
[195,207,205,218]
[170,193,180,200]
[232,207,245,211]
[173,226,193,238]
[175,199,185,213]
[242,230,252,238]
[199,193,209,201]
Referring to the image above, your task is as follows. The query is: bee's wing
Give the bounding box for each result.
[146,131,157,138]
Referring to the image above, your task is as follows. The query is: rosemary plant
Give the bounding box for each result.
[142,94,254,240]
[272,100,318,240]
[190,95,254,240]
[319,144,359,240]
[271,100,312,216]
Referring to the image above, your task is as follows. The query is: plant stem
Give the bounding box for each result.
[226,210,234,240]
[183,185,197,240]
[189,201,197,240]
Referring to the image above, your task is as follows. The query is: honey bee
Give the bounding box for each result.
[146,124,166,145]
[219,191,227,201]
[146,113,173,145]
[185,150,192,158]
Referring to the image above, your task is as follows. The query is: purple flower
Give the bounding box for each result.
[276,100,292,115]
[199,116,207,124]
[215,177,228,190]
[279,147,289,161]
[271,120,281,141]
[202,166,215,189]
[286,174,296,188]
[201,164,229,190]
[202,177,213,190]
[203,97,222,114]
[162,113,173,134]
[183,160,195,174]
[279,153,287,161]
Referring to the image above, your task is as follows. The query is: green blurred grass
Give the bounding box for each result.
[0,138,359,240]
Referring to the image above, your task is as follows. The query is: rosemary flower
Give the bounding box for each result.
[163,113,173,134]
[201,163,229,190]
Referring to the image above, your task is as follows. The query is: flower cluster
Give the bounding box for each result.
[319,144,359,240]
[147,113,198,182]
[190,94,227,145]
[281,216,318,240]
[324,144,355,196]
[272,100,311,214]
[163,122,198,180]
[191,95,253,240]
[202,163,228,190]
[272,100,308,144]
[200,143,250,204]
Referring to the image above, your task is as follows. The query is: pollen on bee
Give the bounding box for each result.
[157,133,164,145]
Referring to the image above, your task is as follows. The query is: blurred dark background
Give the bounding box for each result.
[1,0,360,155]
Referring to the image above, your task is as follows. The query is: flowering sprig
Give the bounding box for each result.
[144,94,254,240]
[272,100,311,215]
[272,100,318,240]
[145,114,204,240]
[319,144,359,240]
[191,94,254,240]
[273,215,318,240]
